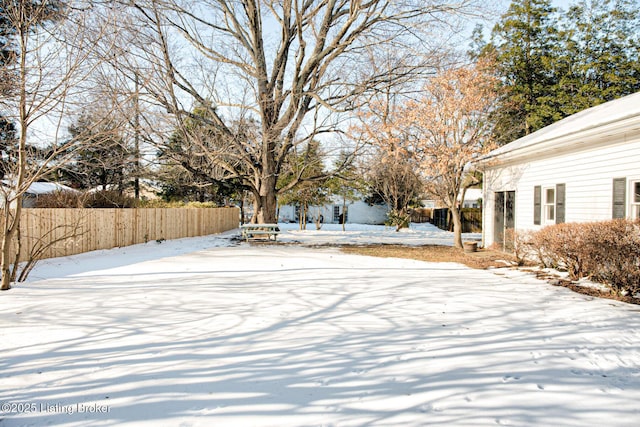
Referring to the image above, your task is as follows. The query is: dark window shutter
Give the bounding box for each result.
[555,183,566,224]
[494,192,505,245]
[612,178,627,219]
[533,186,541,225]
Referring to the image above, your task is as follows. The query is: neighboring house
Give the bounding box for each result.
[0,181,78,208]
[476,91,640,248]
[278,196,388,225]
[87,180,161,201]
[461,188,483,209]
[421,188,483,210]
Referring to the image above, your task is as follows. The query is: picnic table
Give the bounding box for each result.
[240,223,280,242]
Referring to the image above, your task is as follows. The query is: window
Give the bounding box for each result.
[632,181,640,219]
[535,184,565,225]
[333,206,348,223]
[612,178,626,219]
[544,187,555,223]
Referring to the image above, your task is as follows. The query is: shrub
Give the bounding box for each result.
[34,190,83,208]
[83,190,138,208]
[542,223,593,279]
[138,199,219,208]
[527,220,640,296]
[505,228,535,266]
[385,210,410,231]
[586,219,640,296]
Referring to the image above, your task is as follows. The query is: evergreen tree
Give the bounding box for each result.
[326,151,364,231]
[488,0,562,143]
[0,2,14,81]
[559,0,640,114]
[277,141,329,230]
[0,117,16,178]
[59,113,132,193]
[474,0,640,144]
[1,5,15,177]
[1,0,65,180]
[157,104,248,203]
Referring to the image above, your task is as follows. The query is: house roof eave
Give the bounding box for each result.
[476,113,640,169]
[475,91,640,169]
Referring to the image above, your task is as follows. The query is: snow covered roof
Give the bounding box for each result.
[477,91,640,165]
[1,180,77,195]
[26,182,77,195]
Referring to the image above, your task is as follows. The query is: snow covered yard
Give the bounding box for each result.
[2,225,640,426]
[276,222,482,246]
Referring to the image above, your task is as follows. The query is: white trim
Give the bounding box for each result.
[630,178,640,220]
[543,186,556,225]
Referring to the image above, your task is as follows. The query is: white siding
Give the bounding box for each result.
[346,201,388,224]
[278,205,297,223]
[278,200,388,225]
[484,138,640,246]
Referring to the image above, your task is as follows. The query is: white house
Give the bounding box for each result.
[278,196,388,225]
[421,188,483,210]
[476,91,640,248]
[462,188,483,208]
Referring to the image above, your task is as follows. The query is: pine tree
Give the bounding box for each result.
[1,6,16,177]
[326,152,364,231]
[157,104,249,203]
[60,113,131,193]
[489,0,562,143]
[277,141,329,230]
[559,0,640,115]
[474,0,640,144]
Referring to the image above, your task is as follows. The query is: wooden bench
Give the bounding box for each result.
[240,223,280,242]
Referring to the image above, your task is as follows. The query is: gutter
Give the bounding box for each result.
[476,113,640,167]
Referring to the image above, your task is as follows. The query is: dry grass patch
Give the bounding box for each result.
[341,245,516,270]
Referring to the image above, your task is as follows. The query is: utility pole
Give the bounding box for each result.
[134,73,140,200]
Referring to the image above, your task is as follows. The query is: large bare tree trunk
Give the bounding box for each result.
[256,173,278,224]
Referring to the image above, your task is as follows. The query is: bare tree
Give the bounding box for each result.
[121,0,481,223]
[366,150,423,230]
[0,1,124,289]
[351,88,422,230]
[403,59,499,248]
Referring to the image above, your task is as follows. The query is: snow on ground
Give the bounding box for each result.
[1,224,640,427]
[277,222,482,246]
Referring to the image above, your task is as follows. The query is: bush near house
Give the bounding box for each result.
[514,220,640,296]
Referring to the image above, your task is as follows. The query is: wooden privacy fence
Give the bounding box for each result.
[11,207,239,262]
[432,208,482,233]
